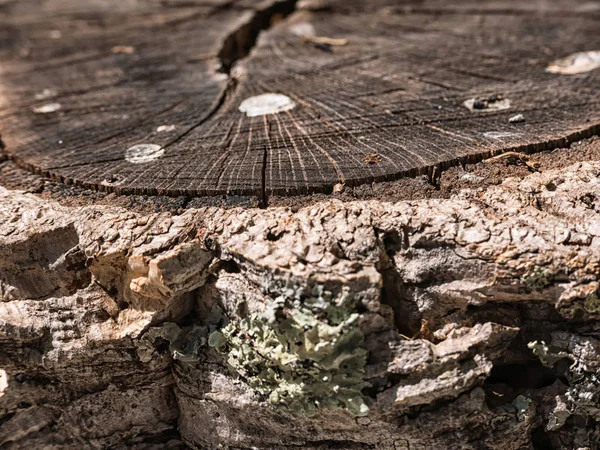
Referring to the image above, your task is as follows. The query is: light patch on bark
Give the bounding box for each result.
[239,93,297,117]
[32,102,61,114]
[125,144,165,163]
[463,97,511,112]
[546,51,600,74]
[0,370,7,397]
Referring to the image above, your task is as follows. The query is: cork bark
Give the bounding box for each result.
[2,157,600,449]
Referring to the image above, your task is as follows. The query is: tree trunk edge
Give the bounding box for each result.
[1,159,600,449]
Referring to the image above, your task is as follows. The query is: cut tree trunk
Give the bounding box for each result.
[1,0,600,449]
[1,0,599,198]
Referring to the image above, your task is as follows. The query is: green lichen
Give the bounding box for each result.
[529,340,600,431]
[521,267,554,292]
[583,293,600,316]
[499,395,533,422]
[527,341,571,367]
[558,290,600,320]
[209,287,369,417]
[138,304,227,364]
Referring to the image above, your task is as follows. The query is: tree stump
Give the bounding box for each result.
[1,0,600,449]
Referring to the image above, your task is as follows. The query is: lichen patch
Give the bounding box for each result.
[210,288,369,417]
[239,93,297,117]
[125,144,165,163]
[546,51,600,75]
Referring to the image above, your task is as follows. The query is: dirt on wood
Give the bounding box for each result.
[1,136,598,214]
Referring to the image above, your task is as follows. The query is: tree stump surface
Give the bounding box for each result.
[2,1,600,450]
[0,0,599,197]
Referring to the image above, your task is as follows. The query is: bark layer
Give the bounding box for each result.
[2,160,600,449]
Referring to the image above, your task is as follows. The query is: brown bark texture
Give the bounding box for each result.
[2,154,600,449]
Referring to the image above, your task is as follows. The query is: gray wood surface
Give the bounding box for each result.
[0,0,599,196]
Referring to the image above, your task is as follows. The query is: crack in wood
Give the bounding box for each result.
[217,0,299,75]
[261,144,269,207]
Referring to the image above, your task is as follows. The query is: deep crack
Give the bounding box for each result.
[217,0,299,75]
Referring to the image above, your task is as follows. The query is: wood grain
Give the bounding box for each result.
[0,0,599,197]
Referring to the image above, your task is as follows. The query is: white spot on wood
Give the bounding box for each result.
[546,51,600,75]
[49,30,62,39]
[576,2,600,12]
[112,45,135,54]
[289,22,316,37]
[508,114,525,124]
[333,182,345,193]
[0,370,7,397]
[464,98,511,112]
[32,102,61,114]
[156,125,176,132]
[35,88,58,100]
[239,93,296,117]
[483,131,520,139]
[125,144,165,163]
[461,173,484,183]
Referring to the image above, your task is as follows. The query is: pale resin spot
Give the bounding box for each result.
[461,173,484,183]
[112,45,135,54]
[575,2,600,12]
[125,144,165,163]
[289,22,316,37]
[546,51,600,75]
[483,131,520,139]
[35,88,58,100]
[239,93,296,117]
[508,114,525,124]
[464,97,511,112]
[32,102,61,114]
[156,125,176,132]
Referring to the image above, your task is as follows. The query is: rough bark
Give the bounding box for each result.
[2,156,600,449]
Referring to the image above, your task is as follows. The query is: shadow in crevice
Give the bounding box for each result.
[486,360,559,390]
[531,424,554,450]
[380,267,422,338]
[377,228,421,338]
[217,0,299,74]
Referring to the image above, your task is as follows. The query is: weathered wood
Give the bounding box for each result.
[2,2,600,449]
[0,0,598,197]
